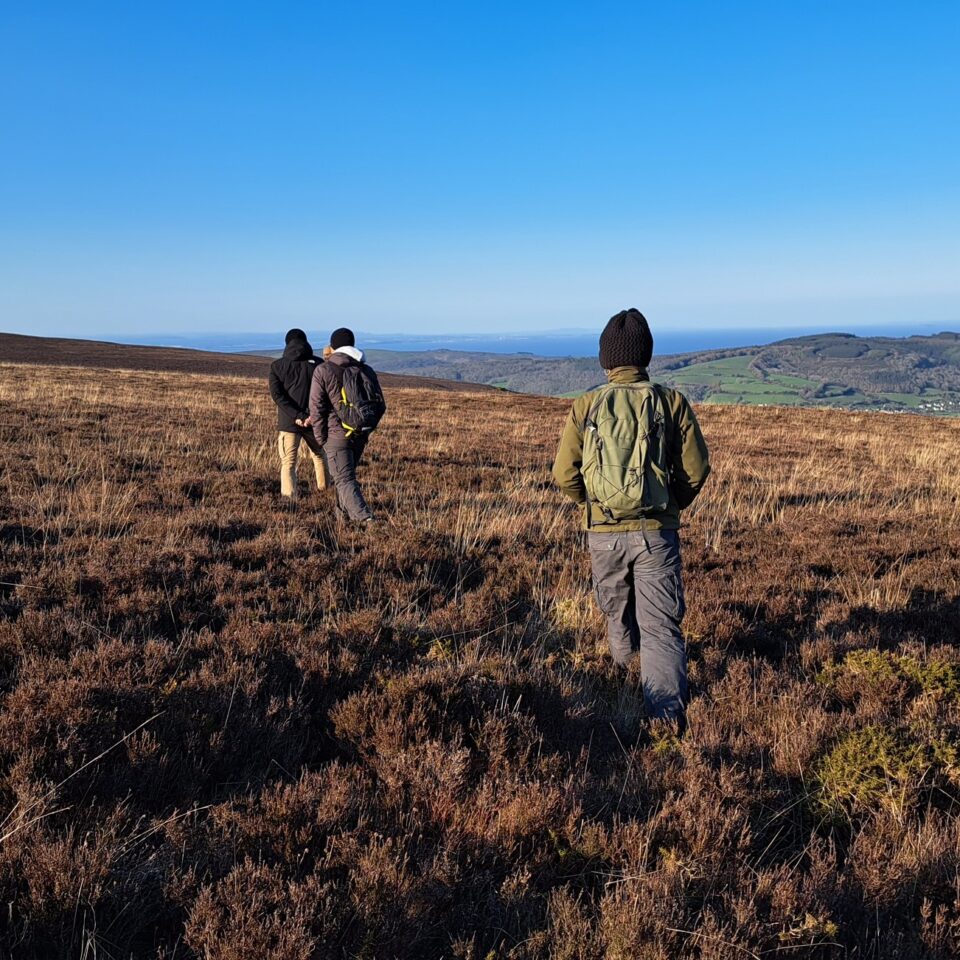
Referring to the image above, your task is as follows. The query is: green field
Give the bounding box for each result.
[542,368,960,416]
[672,358,811,388]
[654,360,960,415]
[665,355,822,406]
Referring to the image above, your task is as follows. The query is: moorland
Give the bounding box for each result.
[0,333,491,393]
[1,345,959,958]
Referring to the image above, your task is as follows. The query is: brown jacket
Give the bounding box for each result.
[309,347,379,446]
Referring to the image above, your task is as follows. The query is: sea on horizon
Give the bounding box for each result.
[109,322,947,359]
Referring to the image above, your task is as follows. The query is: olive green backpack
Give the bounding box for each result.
[581,382,670,526]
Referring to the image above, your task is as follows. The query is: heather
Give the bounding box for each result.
[1,361,959,958]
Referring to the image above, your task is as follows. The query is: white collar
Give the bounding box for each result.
[333,345,364,362]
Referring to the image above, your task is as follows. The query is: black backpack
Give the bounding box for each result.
[338,364,386,436]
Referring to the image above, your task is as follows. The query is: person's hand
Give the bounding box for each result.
[303,417,313,427]
[295,418,305,427]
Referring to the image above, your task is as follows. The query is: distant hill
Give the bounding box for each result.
[346,332,960,414]
[655,331,960,413]
[18,330,957,414]
[0,333,494,394]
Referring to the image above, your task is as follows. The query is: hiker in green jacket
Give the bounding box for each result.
[552,309,711,737]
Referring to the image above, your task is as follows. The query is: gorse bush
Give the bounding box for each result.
[819,648,960,707]
[814,725,938,819]
[1,359,959,958]
[813,649,960,821]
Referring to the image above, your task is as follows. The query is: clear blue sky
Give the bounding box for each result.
[1,1,958,337]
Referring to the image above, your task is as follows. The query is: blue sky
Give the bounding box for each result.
[1,1,958,338]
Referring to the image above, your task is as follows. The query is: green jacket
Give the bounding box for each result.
[552,366,711,530]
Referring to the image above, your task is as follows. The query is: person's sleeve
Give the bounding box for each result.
[669,393,711,509]
[309,368,329,445]
[269,365,305,422]
[552,403,586,503]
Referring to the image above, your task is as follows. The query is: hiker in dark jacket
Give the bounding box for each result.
[552,309,711,738]
[269,328,329,500]
[309,327,384,524]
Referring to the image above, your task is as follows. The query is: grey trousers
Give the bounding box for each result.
[326,439,372,521]
[588,529,687,719]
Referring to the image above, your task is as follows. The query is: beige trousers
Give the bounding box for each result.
[277,431,329,498]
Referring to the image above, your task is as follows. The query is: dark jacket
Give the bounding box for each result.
[269,339,320,433]
[309,348,382,446]
[552,366,711,530]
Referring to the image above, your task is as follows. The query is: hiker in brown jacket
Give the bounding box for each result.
[309,328,385,524]
[553,309,711,737]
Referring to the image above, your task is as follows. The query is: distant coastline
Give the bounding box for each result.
[106,321,951,359]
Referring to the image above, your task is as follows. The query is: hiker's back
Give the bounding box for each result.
[315,351,386,445]
[269,334,318,433]
[558,369,702,532]
[581,380,670,525]
[338,362,386,437]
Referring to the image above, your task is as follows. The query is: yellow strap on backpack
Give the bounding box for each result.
[340,386,356,437]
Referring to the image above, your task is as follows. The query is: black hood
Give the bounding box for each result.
[283,338,313,361]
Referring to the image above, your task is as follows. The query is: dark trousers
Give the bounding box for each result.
[588,529,687,719]
[325,437,372,521]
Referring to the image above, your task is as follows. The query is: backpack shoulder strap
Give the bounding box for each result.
[325,360,348,408]
[583,383,615,428]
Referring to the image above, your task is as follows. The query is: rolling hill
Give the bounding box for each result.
[0,332,494,394]
[351,331,960,413]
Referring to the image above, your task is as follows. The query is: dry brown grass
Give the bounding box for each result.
[1,360,959,959]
